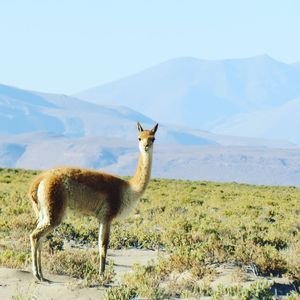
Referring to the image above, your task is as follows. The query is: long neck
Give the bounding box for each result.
[129,149,153,196]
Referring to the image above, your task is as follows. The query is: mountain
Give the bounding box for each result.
[0,84,157,140]
[1,81,300,186]
[0,84,64,135]
[212,96,300,144]
[0,133,300,186]
[4,83,293,147]
[75,55,300,144]
[1,83,200,144]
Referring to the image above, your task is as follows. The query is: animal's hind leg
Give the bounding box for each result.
[30,228,39,280]
[30,223,54,281]
[30,179,66,281]
[37,239,45,280]
[99,221,111,275]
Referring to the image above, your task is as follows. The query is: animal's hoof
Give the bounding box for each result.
[33,273,41,282]
[40,277,51,283]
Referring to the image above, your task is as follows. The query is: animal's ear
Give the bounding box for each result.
[137,122,144,132]
[151,123,158,134]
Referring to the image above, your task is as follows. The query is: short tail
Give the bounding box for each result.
[28,174,44,218]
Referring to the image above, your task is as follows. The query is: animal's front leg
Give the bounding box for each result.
[98,221,111,274]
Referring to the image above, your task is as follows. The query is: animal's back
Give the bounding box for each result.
[29,167,128,220]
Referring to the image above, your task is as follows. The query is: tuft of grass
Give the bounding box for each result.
[284,241,300,280]
[0,250,31,269]
[286,291,300,300]
[211,280,273,300]
[46,249,115,286]
[122,263,169,299]
[105,285,138,300]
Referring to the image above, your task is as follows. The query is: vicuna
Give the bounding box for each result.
[29,122,158,281]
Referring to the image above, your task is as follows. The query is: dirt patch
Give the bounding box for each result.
[0,248,159,300]
[0,251,298,299]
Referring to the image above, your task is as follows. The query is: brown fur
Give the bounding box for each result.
[32,168,127,220]
[29,122,158,281]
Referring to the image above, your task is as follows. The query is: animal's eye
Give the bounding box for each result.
[138,138,141,141]
[151,138,155,142]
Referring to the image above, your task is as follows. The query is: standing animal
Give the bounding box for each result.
[29,122,158,281]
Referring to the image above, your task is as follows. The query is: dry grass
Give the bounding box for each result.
[0,168,299,298]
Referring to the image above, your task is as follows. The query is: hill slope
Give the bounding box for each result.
[0,134,300,186]
[1,83,300,186]
[0,84,218,145]
[3,83,291,147]
[213,96,300,144]
[75,55,300,143]
[0,84,154,140]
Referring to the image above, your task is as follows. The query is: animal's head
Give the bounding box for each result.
[137,122,158,154]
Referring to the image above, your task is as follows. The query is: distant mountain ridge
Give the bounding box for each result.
[0,83,154,140]
[0,83,226,147]
[213,96,300,144]
[1,133,300,186]
[1,55,300,186]
[3,82,293,148]
[75,55,300,144]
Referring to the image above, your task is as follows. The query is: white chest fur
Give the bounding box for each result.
[116,186,140,220]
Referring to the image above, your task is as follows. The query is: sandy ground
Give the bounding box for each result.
[0,248,159,300]
[0,249,298,300]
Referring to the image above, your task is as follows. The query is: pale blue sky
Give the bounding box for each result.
[0,0,299,94]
